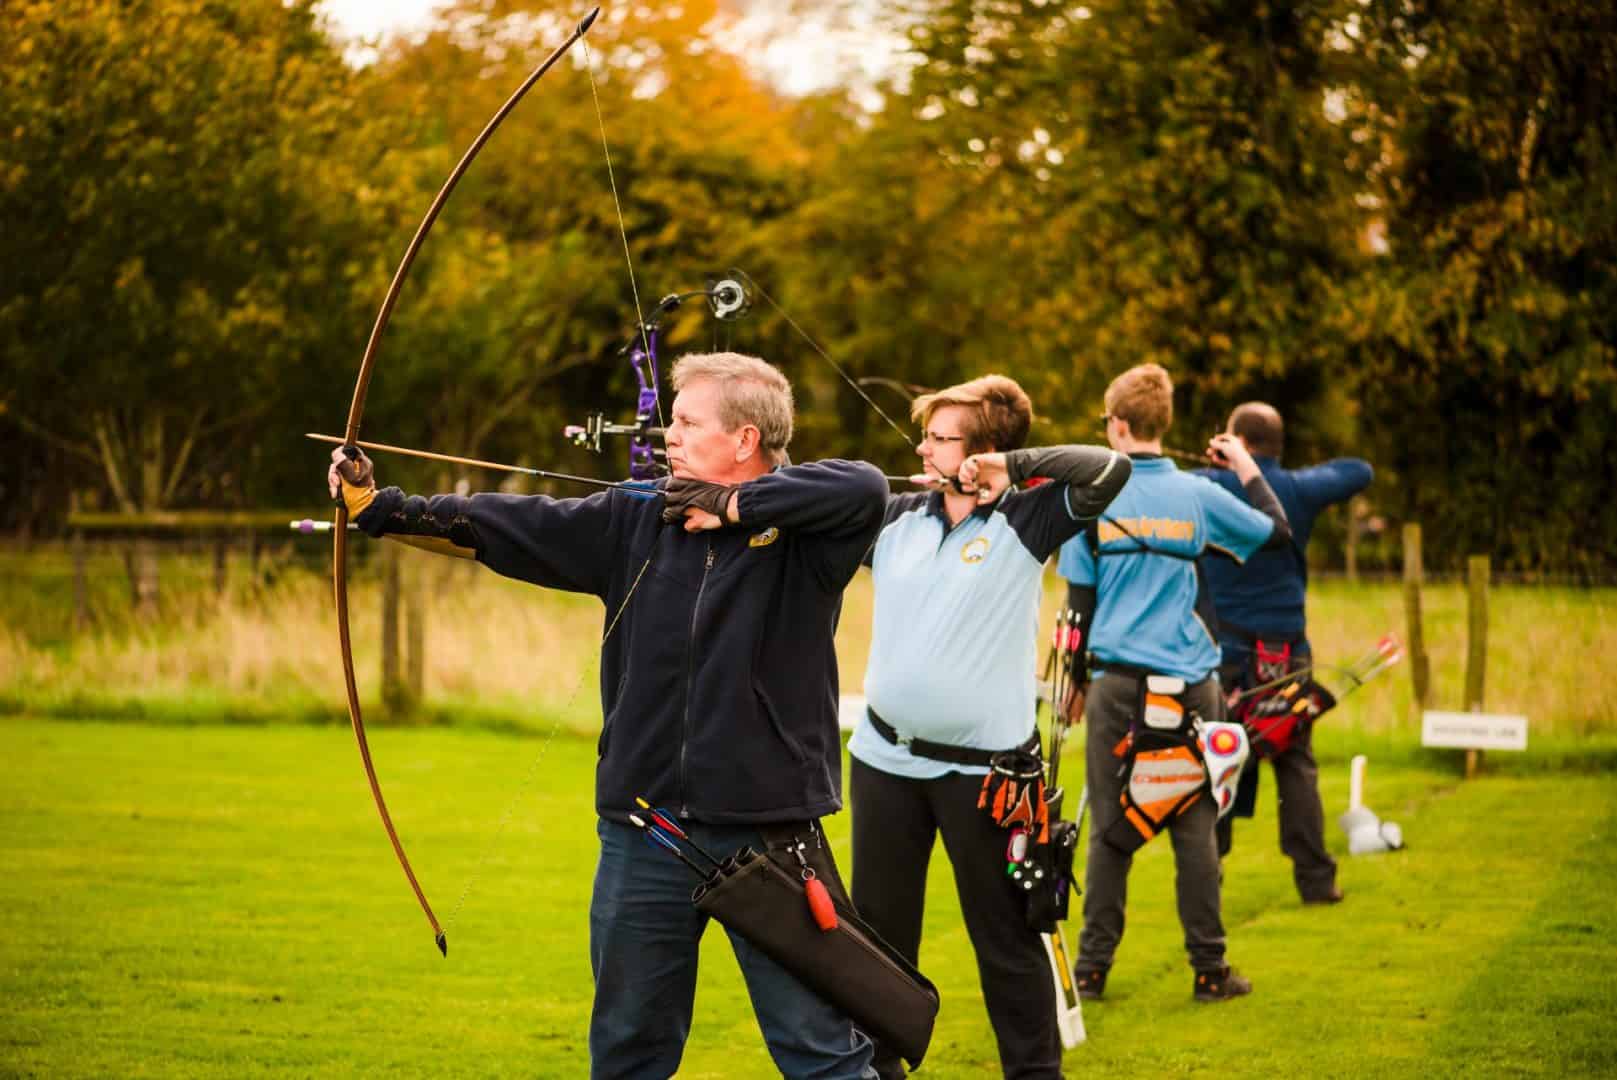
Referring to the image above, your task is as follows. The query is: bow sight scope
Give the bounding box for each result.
[707,270,752,321]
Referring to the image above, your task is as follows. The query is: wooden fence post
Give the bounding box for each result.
[72,528,90,632]
[213,535,229,596]
[1464,554,1490,778]
[1402,523,1430,717]
[406,551,425,702]
[381,541,406,711]
[129,536,160,619]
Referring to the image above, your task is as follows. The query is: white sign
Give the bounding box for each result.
[1421,711,1528,751]
[838,693,867,732]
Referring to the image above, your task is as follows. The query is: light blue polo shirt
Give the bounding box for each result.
[851,482,1091,779]
[1057,456,1274,681]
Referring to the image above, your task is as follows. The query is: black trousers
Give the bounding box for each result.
[850,757,1062,1080]
[1218,651,1339,901]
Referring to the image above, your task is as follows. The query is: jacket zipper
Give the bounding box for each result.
[678,542,716,818]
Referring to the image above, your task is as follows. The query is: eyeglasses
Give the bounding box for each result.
[1099,412,1114,425]
[919,431,967,447]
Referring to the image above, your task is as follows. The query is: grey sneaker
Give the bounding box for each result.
[1193,965,1253,1002]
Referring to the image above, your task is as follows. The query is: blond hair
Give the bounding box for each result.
[1104,364,1173,441]
[670,352,794,466]
[910,374,1034,454]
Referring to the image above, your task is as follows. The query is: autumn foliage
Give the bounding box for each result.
[2,0,1612,575]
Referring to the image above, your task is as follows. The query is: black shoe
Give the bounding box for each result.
[1302,886,1345,905]
[1193,965,1253,1002]
[1073,966,1108,1001]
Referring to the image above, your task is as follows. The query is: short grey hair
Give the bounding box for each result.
[670,352,794,466]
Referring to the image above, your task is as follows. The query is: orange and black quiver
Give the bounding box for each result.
[1102,674,1209,854]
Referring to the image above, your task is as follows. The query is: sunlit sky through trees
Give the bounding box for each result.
[318,0,906,99]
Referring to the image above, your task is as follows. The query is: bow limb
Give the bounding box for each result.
[333,514,447,954]
[335,7,601,958]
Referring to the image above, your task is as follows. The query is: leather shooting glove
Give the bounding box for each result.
[327,447,377,517]
[661,477,739,527]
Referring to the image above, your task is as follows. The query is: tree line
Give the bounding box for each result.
[3,0,1612,577]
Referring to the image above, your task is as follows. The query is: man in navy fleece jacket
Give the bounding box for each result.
[1196,402,1372,905]
[329,351,886,1079]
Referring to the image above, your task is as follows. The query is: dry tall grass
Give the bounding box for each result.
[4,546,1613,736]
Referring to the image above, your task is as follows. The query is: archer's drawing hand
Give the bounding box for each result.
[328,447,376,516]
[1206,433,1258,481]
[957,452,1010,504]
[661,477,739,532]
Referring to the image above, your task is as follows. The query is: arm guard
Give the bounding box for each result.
[1243,473,1293,549]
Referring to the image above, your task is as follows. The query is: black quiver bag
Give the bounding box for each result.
[1023,814,1079,932]
[693,847,941,1070]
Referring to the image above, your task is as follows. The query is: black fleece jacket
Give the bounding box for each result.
[356,460,888,825]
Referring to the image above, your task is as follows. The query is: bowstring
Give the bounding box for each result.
[444,544,656,935]
[583,36,666,436]
[746,278,916,453]
[445,32,664,937]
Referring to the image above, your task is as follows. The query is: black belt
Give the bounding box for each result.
[867,707,1040,768]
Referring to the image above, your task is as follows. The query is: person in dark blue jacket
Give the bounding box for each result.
[1195,402,1373,904]
[329,351,887,1080]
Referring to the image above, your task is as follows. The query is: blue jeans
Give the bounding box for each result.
[589,818,876,1080]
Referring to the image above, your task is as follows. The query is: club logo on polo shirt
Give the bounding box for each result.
[961,536,991,564]
[749,527,780,548]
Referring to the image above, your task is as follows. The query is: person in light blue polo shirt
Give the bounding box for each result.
[1055,363,1290,1005]
[849,374,1128,1080]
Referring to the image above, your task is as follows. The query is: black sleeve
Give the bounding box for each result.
[1243,472,1293,549]
[355,484,627,597]
[1065,581,1097,690]
[998,445,1132,561]
[1006,444,1130,518]
[735,459,889,591]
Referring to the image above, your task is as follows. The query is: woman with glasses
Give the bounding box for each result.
[847,375,1128,1080]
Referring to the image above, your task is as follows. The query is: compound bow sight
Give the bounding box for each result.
[565,271,752,481]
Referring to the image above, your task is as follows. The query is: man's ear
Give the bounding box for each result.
[734,425,762,462]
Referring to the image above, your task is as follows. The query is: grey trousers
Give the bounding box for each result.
[1076,672,1227,974]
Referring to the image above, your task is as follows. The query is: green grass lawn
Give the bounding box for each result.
[3,718,1615,1077]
